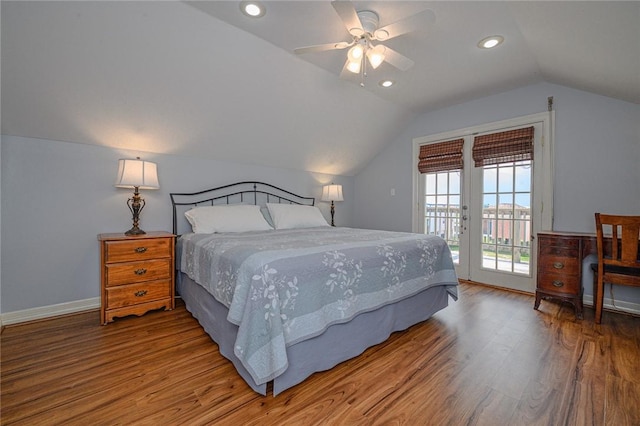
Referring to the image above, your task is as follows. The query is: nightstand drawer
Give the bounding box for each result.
[537,272,580,294]
[106,280,171,308]
[105,259,171,286]
[104,238,171,263]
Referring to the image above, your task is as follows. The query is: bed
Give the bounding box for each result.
[170,181,458,395]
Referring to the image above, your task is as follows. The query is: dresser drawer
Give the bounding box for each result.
[105,259,171,286]
[537,272,580,294]
[538,235,580,249]
[106,280,171,308]
[104,238,171,263]
[538,255,579,276]
[539,245,580,259]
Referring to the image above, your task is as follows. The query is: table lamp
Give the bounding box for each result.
[114,157,159,235]
[321,184,344,227]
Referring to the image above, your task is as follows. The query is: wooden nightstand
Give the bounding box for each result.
[98,231,176,325]
[534,232,584,319]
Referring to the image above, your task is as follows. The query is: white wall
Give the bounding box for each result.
[0,135,3,317]
[1,82,638,318]
[353,82,640,303]
[0,136,353,314]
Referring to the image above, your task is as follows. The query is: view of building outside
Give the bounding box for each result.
[424,170,461,263]
[424,160,532,275]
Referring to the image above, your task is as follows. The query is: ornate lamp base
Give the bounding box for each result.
[330,201,336,227]
[125,187,147,236]
[125,226,146,236]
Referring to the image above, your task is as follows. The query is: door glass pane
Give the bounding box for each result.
[497,246,514,272]
[483,167,497,192]
[449,195,460,209]
[498,166,514,192]
[483,247,497,269]
[436,172,448,192]
[483,195,496,218]
[499,193,514,206]
[426,174,436,193]
[481,160,531,275]
[514,163,531,192]
[424,170,461,264]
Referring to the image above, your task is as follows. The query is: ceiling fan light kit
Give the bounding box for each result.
[294,1,435,86]
[346,42,365,74]
[346,58,361,74]
[366,44,386,69]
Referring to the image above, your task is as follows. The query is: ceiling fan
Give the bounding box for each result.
[294,1,435,83]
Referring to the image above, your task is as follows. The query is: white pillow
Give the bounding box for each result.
[266,203,329,229]
[260,206,275,228]
[184,205,273,233]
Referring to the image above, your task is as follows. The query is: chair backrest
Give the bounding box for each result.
[595,213,640,269]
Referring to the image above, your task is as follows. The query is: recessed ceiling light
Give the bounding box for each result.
[478,35,504,49]
[379,80,394,88]
[240,1,266,18]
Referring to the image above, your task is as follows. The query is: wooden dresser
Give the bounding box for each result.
[535,232,590,319]
[98,231,175,325]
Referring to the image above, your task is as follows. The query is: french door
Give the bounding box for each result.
[413,113,553,293]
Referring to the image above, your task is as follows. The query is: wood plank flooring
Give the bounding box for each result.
[2,282,639,425]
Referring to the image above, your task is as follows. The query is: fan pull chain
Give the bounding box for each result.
[360,51,367,87]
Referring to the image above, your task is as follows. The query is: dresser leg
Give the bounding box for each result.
[575,288,584,320]
[534,292,541,310]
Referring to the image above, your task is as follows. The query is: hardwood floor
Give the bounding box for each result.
[2,282,639,425]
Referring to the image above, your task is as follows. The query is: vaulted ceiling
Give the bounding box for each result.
[2,1,638,176]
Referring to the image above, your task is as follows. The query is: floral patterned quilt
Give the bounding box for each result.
[179,227,458,386]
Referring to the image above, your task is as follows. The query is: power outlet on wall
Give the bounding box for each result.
[390,188,396,196]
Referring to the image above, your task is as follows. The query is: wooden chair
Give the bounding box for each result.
[591,213,640,324]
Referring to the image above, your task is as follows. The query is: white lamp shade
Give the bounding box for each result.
[114,158,159,189]
[321,184,344,202]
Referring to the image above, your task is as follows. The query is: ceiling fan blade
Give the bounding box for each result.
[383,46,415,71]
[331,1,364,37]
[373,9,436,41]
[294,41,352,55]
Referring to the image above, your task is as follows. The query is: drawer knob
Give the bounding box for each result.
[134,290,148,297]
[552,280,564,287]
[134,268,147,275]
[553,262,564,269]
[135,247,148,253]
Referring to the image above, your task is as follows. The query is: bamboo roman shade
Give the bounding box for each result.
[472,126,534,167]
[418,139,464,174]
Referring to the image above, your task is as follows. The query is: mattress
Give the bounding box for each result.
[177,226,458,394]
[177,272,451,395]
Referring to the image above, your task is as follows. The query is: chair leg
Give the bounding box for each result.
[595,272,604,324]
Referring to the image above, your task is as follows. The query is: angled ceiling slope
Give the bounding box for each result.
[1,1,415,177]
[2,1,638,178]
[190,1,640,111]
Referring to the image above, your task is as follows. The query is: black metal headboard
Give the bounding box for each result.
[170,181,316,235]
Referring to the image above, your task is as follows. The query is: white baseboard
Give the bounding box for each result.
[583,294,640,316]
[1,298,100,326]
